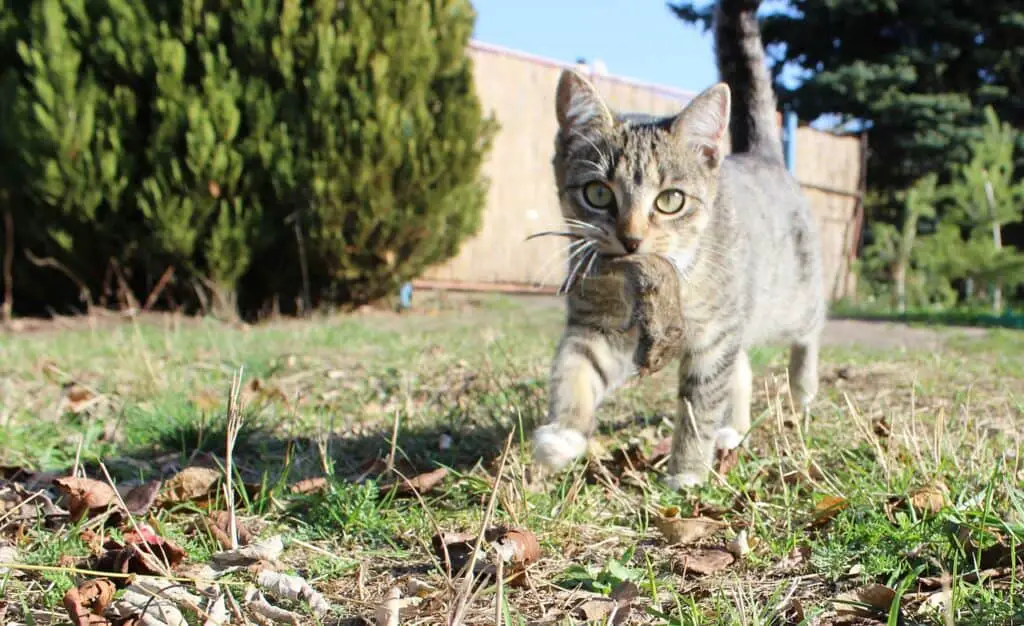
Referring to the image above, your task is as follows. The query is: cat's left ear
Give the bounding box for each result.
[671,83,730,168]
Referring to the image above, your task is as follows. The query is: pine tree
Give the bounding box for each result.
[670,0,1024,229]
[939,106,1024,312]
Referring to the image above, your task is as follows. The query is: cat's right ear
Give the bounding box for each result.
[556,70,614,131]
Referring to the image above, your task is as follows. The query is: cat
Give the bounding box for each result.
[530,0,826,489]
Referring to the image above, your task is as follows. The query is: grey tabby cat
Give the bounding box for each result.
[531,0,826,488]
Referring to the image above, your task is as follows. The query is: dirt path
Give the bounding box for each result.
[820,318,988,350]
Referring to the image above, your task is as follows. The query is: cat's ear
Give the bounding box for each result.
[671,83,731,167]
[556,70,614,131]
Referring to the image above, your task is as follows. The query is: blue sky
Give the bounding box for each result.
[470,1,718,94]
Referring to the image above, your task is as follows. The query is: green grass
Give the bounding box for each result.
[1,292,1022,625]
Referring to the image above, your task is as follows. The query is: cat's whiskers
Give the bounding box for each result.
[532,237,592,288]
[559,240,597,295]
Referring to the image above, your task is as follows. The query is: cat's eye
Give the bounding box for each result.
[655,189,687,215]
[582,181,615,210]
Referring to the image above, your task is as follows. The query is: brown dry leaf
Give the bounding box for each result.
[244,378,289,407]
[908,482,949,514]
[289,477,329,495]
[382,467,449,496]
[119,480,162,516]
[93,524,187,576]
[210,534,284,566]
[492,527,541,586]
[207,510,253,550]
[834,583,898,619]
[652,507,728,545]
[63,578,116,626]
[60,383,99,414]
[649,437,672,465]
[54,477,117,521]
[576,582,637,626]
[1,481,67,528]
[430,530,481,576]
[714,446,741,476]
[160,466,221,504]
[672,547,735,576]
[810,494,848,528]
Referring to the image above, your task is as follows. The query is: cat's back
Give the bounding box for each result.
[717,153,825,345]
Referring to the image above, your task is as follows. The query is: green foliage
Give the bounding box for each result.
[858,107,1024,311]
[671,0,1024,224]
[0,0,495,317]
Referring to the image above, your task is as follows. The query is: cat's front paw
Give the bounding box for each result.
[532,424,587,471]
[714,426,744,451]
[664,471,706,490]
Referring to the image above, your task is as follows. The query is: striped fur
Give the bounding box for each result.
[532,0,825,488]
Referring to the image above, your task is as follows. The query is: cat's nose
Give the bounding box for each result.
[621,235,643,254]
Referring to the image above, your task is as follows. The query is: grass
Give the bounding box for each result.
[1,291,1022,625]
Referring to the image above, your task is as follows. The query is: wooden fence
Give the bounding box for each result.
[419,41,865,301]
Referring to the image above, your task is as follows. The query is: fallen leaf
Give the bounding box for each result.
[810,494,848,527]
[203,593,229,626]
[771,545,810,575]
[246,586,302,625]
[652,507,727,545]
[916,589,951,616]
[833,583,897,619]
[288,477,328,495]
[160,466,222,504]
[491,527,541,586]
[93,524,186,576]
[60,383,100,414]
[672,547,735,576]
[1,481,67,529]
[257,570,330,617]
[119,480,162,516]
[908,482,948,514]
[109,587,187,626]
[381,467,449,495]
[206,510,253,550]
[430,530,482,576]
[54,477,117,521]
[210,535,284,567]
[714,446,741,476]
[63,578,116,626]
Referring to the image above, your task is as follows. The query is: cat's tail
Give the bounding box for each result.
[714,0,784,163]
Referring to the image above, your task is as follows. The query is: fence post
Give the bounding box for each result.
[783,111,798,174]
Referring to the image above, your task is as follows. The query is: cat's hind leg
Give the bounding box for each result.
[715,348,751,451]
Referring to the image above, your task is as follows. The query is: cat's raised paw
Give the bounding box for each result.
[532,424,587,470]
[714,427,744,451]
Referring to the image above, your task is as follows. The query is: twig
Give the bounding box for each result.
[2,210,13,322]
[25,248,93,310]
[143,265,176,311]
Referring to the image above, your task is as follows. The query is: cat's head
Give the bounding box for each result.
[552,70,730,271]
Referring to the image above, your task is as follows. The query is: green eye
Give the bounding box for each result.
[582,181,615,210]
[655,189,686,214]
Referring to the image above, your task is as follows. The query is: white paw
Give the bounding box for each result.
[714,427,744,451]
[664,472,704,490]
[532,425,588,471]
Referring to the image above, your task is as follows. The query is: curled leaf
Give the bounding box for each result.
[652,507,727,545]
[672,547,735,576]
[54,477,117,521]
[160,467,222,505]
[257,570,330,617]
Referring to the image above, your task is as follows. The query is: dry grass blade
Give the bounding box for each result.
[449,432,515,626]
[224,366,245,551]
